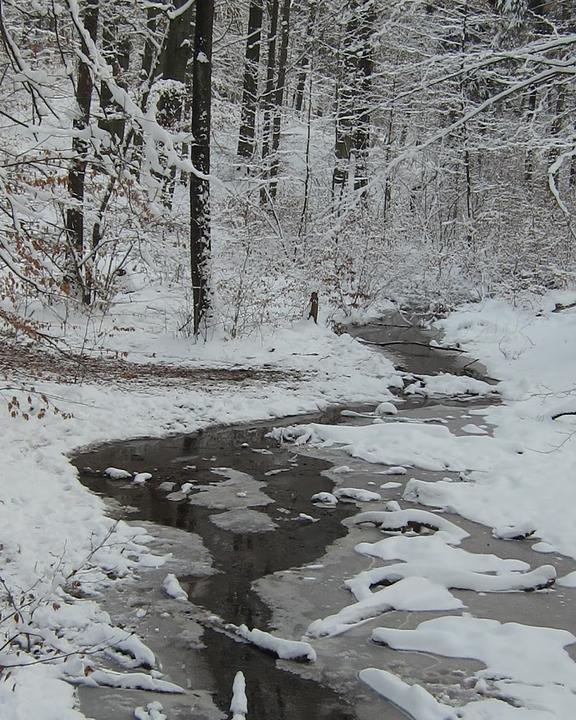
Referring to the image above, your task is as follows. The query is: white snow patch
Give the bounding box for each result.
[237,625,316,662]
[230,671,247,719]
[162,573,188,602]
[306,577,463,638]
[104,467,133,480]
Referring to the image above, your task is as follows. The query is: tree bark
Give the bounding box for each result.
[259,0,279,204]
[190,0,214,336]
[268,0,291,200]
[237,0,264,161]
[66,0,98,304]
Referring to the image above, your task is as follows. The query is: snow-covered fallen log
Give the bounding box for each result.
[69,668,185,693]
[492,523,536,540]
[350,509,469,543]
[235,625,316,662]
[346,562,556,598]
[334,487,381,502]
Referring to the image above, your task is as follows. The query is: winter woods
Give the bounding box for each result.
[1,0,576,337]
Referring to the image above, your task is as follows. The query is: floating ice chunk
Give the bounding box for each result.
[311,492,338,506]
[378,466,407,476]
[158,481,176,492]
[461,424,488,435]
[493,523,536,540]
[296,513,318,523]
[334,487,381,502]
[360,669,458,720]
[210,508,278,533]
[384,500,401,512]
[133,472,152,484]
[306,577,462,638]
[264,468,290,476]
[134,701,167,720]
[162,573,188,602]
[105,467,132,480]
[380,481,402,489]
[375,402,398,416]
[180,482,193,494]
[558,571,576,587]
[236,625,316,662]
[331,465,354,473]
[230,671,247,719]
[371,616,576,690]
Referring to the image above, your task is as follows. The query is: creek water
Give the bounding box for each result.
[73,312,575,720]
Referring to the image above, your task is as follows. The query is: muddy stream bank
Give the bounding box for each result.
[73,311,576,720]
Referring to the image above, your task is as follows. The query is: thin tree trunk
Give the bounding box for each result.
[66,0,98,304]
[269,0,291,200]
[260,0,279,204]
[190,0,214,336]
[237,0,264,161]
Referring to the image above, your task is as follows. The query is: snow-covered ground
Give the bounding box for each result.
[0,290,399,719]
[4,288,576,720]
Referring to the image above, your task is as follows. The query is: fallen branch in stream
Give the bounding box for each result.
[357,338,465,352]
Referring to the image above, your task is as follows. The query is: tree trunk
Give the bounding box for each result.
[99,9,130,142]
[237,0,264,161]
[268,0,291,200]
[260,0,279,204]
[66,0,98,304]
[190,0,214,336]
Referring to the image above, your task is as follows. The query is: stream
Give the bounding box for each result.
[73,311,576,720]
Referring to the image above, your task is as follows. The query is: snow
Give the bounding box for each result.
[162,573,188,602]
[70,668,185,693]
[371,616,576,718]
[275,421,521,472]
[375,401,398,416]
[333,487,382,502]
[378,466,408,475]
[311,491,338,506]
[134,702,167,720]
[349,509,470,543]
[133,472,152,484]
[104,466,132,479]
[306,576,463,638]
[230,671,247,719]
[360,669,458,720]
[236,625,317,662]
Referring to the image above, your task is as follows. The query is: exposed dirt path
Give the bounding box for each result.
[0,340,301,387]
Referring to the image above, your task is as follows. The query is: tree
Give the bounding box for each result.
[190,0,214,336]
[238,0,264,161]
[66,0,99,304]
